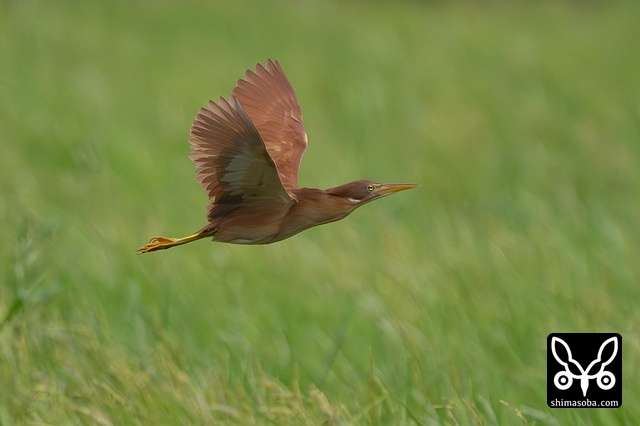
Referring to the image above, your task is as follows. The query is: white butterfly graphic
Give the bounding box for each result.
[551,336,617,397]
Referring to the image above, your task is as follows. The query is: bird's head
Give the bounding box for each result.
[327,180,419,206]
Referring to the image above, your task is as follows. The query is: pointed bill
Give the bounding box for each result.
[377,183,420,196]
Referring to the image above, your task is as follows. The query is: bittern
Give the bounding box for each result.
[137,60,418,253]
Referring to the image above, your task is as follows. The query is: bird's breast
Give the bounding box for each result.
[211,200,292,244]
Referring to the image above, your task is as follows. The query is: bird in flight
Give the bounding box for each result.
[137,60,418,253]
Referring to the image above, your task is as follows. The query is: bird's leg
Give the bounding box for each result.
[136,233,207,253]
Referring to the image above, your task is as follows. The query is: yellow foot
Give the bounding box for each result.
[136,233,205,254]
[136,236,180,253]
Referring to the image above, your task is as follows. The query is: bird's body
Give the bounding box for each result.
[137,60,417,253]
[195,184,376,245]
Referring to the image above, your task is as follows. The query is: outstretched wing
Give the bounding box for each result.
[188,96,292,221]
[232,60,307,192]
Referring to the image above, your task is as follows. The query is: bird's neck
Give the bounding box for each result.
[291,187,360,225]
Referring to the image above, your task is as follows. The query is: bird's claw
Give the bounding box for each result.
[148,236,175,244]
[136,236,177,253]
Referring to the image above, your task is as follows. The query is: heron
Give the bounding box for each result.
[137,60,418,253]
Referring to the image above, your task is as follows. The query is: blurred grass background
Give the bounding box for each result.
[1,0,639,424]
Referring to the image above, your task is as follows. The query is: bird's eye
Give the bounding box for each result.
[367,184,375,192]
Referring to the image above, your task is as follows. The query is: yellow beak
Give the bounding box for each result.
[377,183,421,196]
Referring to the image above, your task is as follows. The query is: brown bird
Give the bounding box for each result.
[137,60,418,253]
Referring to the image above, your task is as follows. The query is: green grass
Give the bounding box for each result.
[1,0,639,424]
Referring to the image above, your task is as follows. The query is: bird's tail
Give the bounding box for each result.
[136,233,207,253]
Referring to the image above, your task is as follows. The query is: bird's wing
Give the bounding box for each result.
[231,60,308,192]
[188,96,293,220]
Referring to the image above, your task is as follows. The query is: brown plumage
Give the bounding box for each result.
[137,60,418,253]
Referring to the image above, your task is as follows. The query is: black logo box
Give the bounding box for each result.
[547,333,622,408]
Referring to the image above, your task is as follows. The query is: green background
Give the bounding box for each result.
[1,0,638,424]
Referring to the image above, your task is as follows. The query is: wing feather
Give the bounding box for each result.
[232,60,307,192]
[188,96,292,221]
